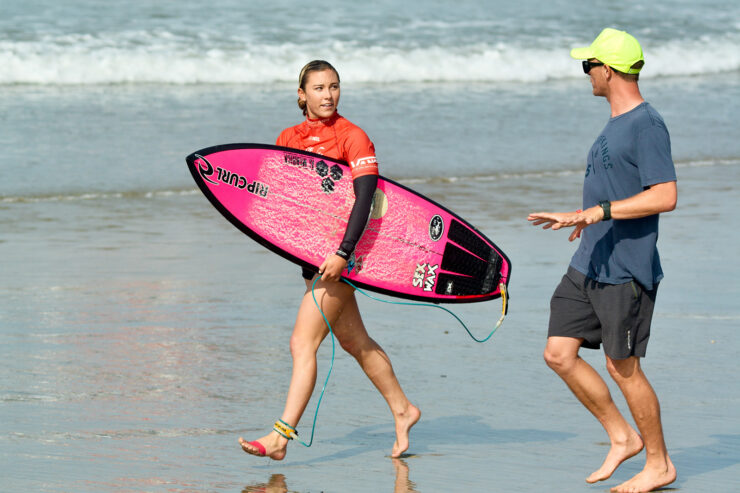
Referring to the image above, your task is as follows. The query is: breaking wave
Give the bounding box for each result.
[2,31,739,85]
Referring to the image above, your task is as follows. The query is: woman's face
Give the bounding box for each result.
[298,69,340,119]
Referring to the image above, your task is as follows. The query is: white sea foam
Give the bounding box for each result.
[2,31,739,85]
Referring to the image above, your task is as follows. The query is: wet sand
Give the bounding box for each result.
[2,160,738,492]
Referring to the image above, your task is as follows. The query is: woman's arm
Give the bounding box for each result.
[319,174,378,280]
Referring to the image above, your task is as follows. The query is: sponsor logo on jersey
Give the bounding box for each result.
[350,156,377,169]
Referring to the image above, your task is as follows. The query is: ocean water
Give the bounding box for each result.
[2,1,739,492]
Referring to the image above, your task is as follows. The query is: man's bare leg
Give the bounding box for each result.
[607,356,676,493]
[544,337,644,482]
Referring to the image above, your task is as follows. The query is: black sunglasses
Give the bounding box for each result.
[582,60,605,74]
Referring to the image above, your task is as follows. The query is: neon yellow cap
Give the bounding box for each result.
[570,28,645,74]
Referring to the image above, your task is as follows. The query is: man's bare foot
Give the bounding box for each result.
[391,404,421,458]
[587,430,644,483]
[611,457,676,493]
[239,431,288,460]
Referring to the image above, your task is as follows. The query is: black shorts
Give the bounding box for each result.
[548,266,658,359]
[301,267,317,280]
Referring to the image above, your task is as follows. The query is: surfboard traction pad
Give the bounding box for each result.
[187,144,510,304]
[439,219,503,297]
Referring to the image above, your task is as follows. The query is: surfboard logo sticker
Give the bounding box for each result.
[429,215,444,241]
[316,160,343,194]
[195,154,218,185]
[347,252,365,275]
[370,189,389,219]
[195,154,270,197]
[412,263,439,292]
[283,153,344,194]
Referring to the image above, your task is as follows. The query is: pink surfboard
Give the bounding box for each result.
[186,144,511,304]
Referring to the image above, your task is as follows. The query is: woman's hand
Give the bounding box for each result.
[319,254,348,282]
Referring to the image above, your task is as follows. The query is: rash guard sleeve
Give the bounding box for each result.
[337,174,378,258]
[344,127,379,179]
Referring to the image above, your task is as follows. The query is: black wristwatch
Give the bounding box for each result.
[598,200,612,221]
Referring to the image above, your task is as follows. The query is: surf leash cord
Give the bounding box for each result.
[281,276,338,448]
[292,276,507,447]
[345,279,509,343]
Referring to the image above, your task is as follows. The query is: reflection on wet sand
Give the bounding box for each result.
[242,473,289,493]
[241,459,420,493]
[392,458,420,493]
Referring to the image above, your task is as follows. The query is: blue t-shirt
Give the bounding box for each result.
[570,102,677,290]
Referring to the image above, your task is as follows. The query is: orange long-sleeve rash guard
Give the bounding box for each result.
[276,112,379,179]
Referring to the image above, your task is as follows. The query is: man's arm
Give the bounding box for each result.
[608,180,677,219]
[527,181,677,241]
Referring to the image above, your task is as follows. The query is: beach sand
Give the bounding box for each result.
[2,157,738,492]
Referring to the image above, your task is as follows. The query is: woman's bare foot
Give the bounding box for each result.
[239,431,288,460]
[587,430,644,483]
[611,456,676,493]
[391,404,421,458]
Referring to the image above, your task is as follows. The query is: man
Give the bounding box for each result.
[528,28,677,493]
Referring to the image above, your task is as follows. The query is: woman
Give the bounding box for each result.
[239,60,420,460]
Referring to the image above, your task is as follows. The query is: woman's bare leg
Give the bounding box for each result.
[239,276,347,459]
[330,283,420,457]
